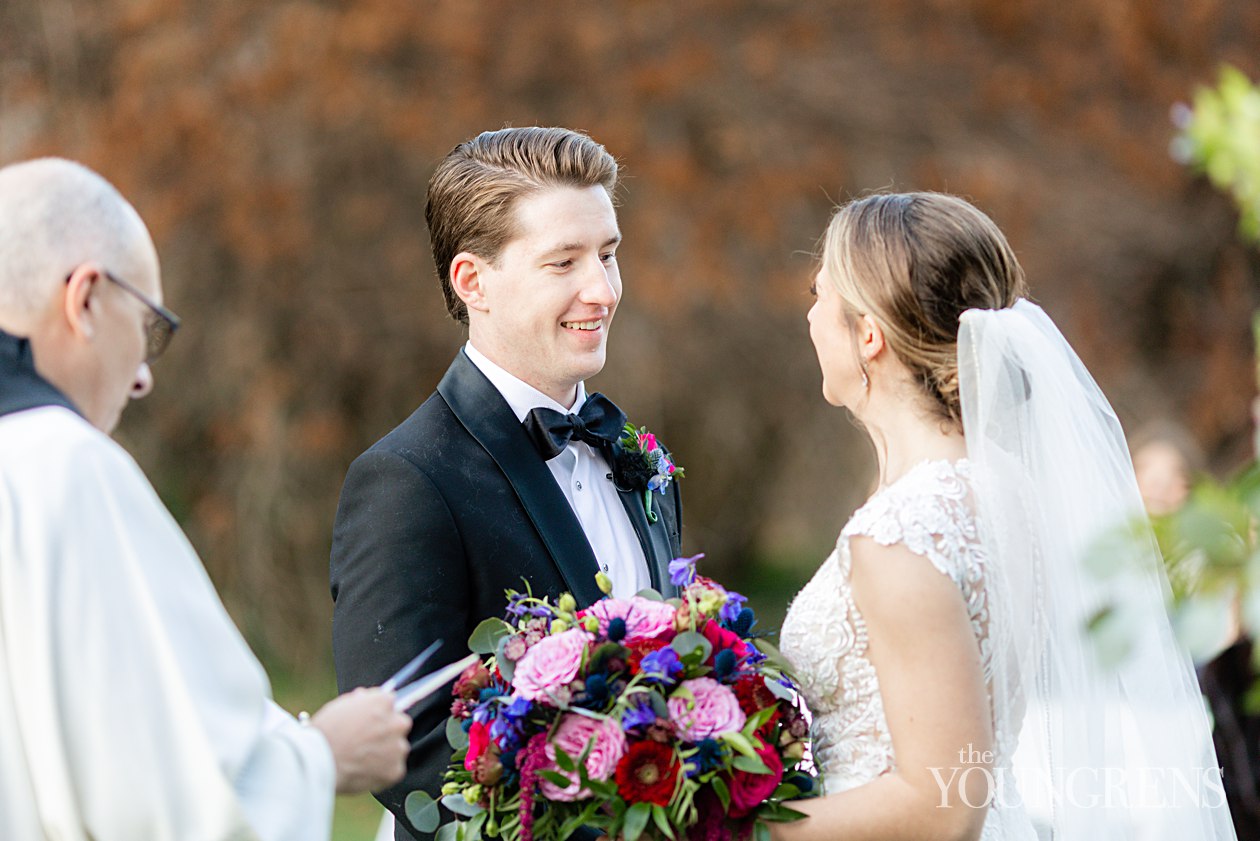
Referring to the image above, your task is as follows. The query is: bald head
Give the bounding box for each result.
[0,158,163,432]
[0,158,158,333]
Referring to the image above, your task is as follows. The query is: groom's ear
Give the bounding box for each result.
[450,252,490,315]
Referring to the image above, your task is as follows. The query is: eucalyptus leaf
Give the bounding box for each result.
[446,716,470,750]
[754,820,771,841]
[466,810,488,841]
[624,802,652,841]
[436,822,461,841]
[406,791,442,834]
[649,690,670,718]
[495,636,517,683]
[764,675,795,701]
[441,794,486,818]
[635,588,665,601]
[671,630,712,664]
[469,618,509,654]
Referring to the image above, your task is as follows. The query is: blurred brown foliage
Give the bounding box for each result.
[2,0,1258,672]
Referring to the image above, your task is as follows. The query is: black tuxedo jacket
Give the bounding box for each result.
[331,350,682,840]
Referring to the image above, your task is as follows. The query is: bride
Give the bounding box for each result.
[777,193,1236,840]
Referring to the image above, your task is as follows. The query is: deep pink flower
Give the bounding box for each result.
[668,677,746,741]
[638,432,658,452]
[539,713,627,801]
[587,597,676,642]
[465,720,490,771]
[512,628,591,702]
[701,619,753,661]
[727,740,784,818]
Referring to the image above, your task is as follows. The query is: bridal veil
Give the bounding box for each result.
[959,299,1236,840]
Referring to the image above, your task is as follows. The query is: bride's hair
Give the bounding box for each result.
[820,192,1027,427]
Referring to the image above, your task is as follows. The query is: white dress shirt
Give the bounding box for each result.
[464,342,651,599]
[0,406,334,841]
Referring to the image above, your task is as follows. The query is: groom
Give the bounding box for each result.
[331,126,683,839]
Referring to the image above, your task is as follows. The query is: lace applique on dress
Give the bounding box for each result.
[780,460,995,795]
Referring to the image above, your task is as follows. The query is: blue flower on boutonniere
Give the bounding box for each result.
[613,422,684,524]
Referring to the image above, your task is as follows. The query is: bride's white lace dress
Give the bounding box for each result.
[780,459,1030,839]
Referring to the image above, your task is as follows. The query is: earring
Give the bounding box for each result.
[860,360,870,390]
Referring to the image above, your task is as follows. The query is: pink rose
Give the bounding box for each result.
[539,713,628,801]
[465,720,490,771]
[587,597,676,642]
[638,432,658,452]
[668,677,747,741]
[513,628,592,702]
[727,740,784,818]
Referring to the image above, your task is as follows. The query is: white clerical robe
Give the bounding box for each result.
[0,406,334,841]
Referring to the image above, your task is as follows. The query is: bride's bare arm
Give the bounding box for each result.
[770,536,993,841]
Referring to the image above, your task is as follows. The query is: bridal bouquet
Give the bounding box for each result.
[406,556,814,841]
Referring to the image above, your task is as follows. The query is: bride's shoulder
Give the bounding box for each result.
[842,459,978,579]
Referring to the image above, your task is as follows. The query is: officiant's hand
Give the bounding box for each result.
[311,687,411,794]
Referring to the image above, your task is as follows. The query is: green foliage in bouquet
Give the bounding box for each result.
[405,559,817,841]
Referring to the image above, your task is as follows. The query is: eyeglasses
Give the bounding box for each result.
[65,270,182,363]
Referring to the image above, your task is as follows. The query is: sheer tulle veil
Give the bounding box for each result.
[959,300,1236,839]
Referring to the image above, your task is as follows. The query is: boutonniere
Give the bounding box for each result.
[612,422,683,523]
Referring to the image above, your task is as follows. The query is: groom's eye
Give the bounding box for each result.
[809,281,817,297]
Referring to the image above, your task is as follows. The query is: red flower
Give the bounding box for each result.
[626,638,668,675]
[733,676,781,734]
[726,740,784,818]
[465,720,490,771]
[615,740,680,806]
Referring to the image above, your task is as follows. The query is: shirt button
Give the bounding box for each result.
[575,480,583,491]
[602,564,610,572]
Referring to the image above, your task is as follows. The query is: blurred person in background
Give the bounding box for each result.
[0,158,410,841]
[331,126,683,840]
[1131,421,1260,839]
[776,192,1234,840]
[1131,420,1205,517]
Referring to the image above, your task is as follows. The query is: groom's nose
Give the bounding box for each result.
[579,262,618,307]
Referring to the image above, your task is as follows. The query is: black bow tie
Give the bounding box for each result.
[523,393,627,461]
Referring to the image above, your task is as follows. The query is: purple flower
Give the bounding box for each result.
[640,646,684,685]
[506,593,555,620]
[668,554,703,588]
[503,695,533,721]
[718,591,748,625]
[621,697,657,730]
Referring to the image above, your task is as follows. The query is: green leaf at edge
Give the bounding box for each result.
[447,716,470,750]
[651,803,677,840]
[624,802,653,841]
[406,791,442,834]
[469,617,509,654]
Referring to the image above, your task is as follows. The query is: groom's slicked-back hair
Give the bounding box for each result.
[425,126,619,324]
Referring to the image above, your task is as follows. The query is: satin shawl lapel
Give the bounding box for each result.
[615,487,677,598]
[436,351,604,607]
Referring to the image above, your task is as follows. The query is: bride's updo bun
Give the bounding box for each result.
[820,192,1027,427]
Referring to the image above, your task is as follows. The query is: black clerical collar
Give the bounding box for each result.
[0,329,80,420]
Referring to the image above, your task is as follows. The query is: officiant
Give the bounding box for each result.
[0,157,412,841]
